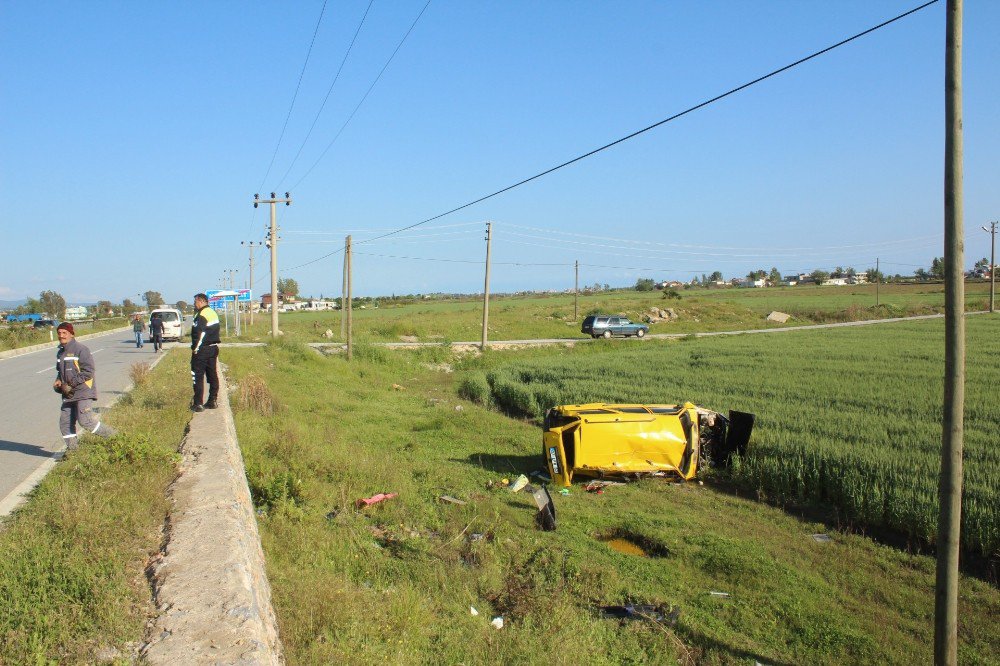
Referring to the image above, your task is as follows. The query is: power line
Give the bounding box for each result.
[354,251,572,267]
[276,0,375,189]
[289,0,433,190]
[351,0,939,248]
[255,0,329,193]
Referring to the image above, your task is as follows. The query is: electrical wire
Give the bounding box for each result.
[288,0,433,190]
[350,0,939,248]
[255,0,329,193]
[276,0,375,189]
[354,251,571,266]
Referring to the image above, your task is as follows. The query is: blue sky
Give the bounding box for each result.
[2,1,998,303]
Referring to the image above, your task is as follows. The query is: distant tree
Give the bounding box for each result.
[122,298,139,316]
[12,297,43,316]
[39,290,66,319]
[602,283,610,291]
[846,267,856,277]
[701,273,708,284]
[810,270,830,285]
[95,300,114,316]
[143,290,165,308]
[276,277,299,297]
[974,257,989,274]
[690,275,700,286]
[634,278,656,291]
[768,267,782,284]
[865,268,884,283]
[174,300,188,312]
[930,257,945,279]
[914,268,930,280]
[709,271,723,282]
[830,266,845,278]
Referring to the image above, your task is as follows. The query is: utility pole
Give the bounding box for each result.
[242,241,262,326]
[481,222,492,350]
[346,235,353,361]
[983,221,997,312]
[342,236,349,339]
[574,260,579,322]
[876,257,880,307]
[253,192,292,339]
[935,2,963,664]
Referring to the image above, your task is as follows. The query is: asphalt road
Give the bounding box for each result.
[0,329,184,515]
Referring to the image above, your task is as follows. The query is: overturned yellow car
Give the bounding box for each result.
[543,403,754,487]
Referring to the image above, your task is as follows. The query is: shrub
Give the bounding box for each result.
[237,373,278,415]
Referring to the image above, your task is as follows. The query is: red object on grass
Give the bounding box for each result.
[355,492,398,508]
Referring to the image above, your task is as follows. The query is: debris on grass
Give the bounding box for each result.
[391,383,405,390]
[470,606,479,616]
[439,495,467,505]
[598,604,680,627]
[490,617,504,629]
[528,485,557,531]
[709,591,731,598]
[529,469,551,482]
[356,492,398,508]
[558,488,570,496]
[811,533,833,543]
[584,480,625,493]
[510,474,529,493]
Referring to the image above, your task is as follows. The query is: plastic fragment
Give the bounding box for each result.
[439,495,467,505]
[709,591,730,598]
[491,617,504,629]
[811,533,833,543]
[355,493,398,508]
[559,488,570,496]
[470,606,479,616]
[510,474,529,493]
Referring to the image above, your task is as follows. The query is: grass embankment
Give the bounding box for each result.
[225,340,998,664]
[0,318,129,352]
[231,283,993,345]
[0,353,190,663]
[461,316,1000,562]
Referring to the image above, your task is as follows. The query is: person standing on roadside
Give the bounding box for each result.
[132,314,145,348]
[190,293,220,412]
[150,312,165,352]
[54,322,117,450]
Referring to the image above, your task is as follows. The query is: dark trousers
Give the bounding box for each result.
[152,333,163,351]
[191,345,219,406]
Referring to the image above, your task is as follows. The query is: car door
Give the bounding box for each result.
[607,317,621,335]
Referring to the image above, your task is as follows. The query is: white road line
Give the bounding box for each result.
[93,348,105,353]
[36,365,55,374]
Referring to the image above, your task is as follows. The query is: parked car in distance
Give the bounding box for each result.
[32,319,58,329]
[148,308,184,342]
[581,315,648,339]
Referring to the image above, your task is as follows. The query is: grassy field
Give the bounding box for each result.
[224,337,998,664]
[0,317,129,352]
[0,353,190,664]
[459,315,1000,562]
[229,282,993,345]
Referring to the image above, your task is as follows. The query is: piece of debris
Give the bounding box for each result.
[811,533,833,543]
[490,617,504,629]
[500,478,510,487]
[454,405,464,411]
[439,495,467,505]
[558,488,570,496]
[598,604,680,627]
[470,606,479,616]
[529,470,551,482]
[324,329,335,339]
[356,492,398,508]
[510,474,529,493]
[766,311,791,323]
[709,591,730,598]
[528,484,557,531]
[392,383,405,390]
[469,533,485,542]
[584,480,625,493]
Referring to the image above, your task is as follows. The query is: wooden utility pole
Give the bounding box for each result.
[876,257,880,307]
[574,260,579,321]
[253,192,292,339]
[983,221,997,312]
[481,222,492,350]
[342,236,349,339]
[935,1,963,664]
[242,241,261,326]
[346,235,353,361]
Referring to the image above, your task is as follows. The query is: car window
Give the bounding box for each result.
[153,311,180,322]
[596,317,608,325]
[608,318,619,325]
[620,318,632,325]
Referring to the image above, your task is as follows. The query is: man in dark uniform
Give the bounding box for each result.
[54,322,117,449]
[190,293,221,412]
[150,312,165,352]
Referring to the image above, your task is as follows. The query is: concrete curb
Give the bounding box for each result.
[0,325,133,361]
[143,370,284,665]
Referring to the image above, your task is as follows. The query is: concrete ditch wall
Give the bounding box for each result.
[143,370,283,665]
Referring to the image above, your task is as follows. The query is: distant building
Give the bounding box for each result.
[825,277,848,286]
[739,278,767,288]
[847,274,868,284]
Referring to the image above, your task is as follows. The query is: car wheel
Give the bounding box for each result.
[603,330,612,339]
[637,329,646,338]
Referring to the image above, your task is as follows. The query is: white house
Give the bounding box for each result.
[64,306,89,320]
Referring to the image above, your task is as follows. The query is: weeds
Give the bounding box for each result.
[236,373,278,416]
[128,361,151,387]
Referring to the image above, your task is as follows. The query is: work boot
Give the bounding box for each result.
[191,403,204,413]
[205,399,218,409]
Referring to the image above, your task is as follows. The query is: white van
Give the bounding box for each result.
[149,308,184,342]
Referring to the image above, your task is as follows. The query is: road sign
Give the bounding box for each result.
[206,289,237,305]
[237,289,251,302]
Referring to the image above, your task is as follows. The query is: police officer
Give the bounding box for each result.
[190,293,221,412]
[54,322,117,449]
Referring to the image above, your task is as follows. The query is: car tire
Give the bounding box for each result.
[602,330,612,339]
[637,329,646,338]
